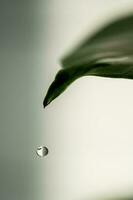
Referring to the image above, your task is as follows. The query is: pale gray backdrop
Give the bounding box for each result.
[1,1,133,200]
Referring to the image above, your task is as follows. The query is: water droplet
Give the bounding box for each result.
[36,146,49,157]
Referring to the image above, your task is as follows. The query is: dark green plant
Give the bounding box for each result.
[43,14,133,108]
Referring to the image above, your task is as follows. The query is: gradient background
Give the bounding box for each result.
[1,1,133,200]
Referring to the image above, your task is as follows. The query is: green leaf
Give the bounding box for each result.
[43,14,133,108]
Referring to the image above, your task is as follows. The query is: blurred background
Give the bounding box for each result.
[1,0,133,200]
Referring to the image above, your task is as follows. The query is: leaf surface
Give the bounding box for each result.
[43,14,133,108]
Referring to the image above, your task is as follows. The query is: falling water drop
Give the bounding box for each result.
[36,146,49,157]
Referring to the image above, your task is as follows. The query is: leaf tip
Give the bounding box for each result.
[43,96,52,109]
